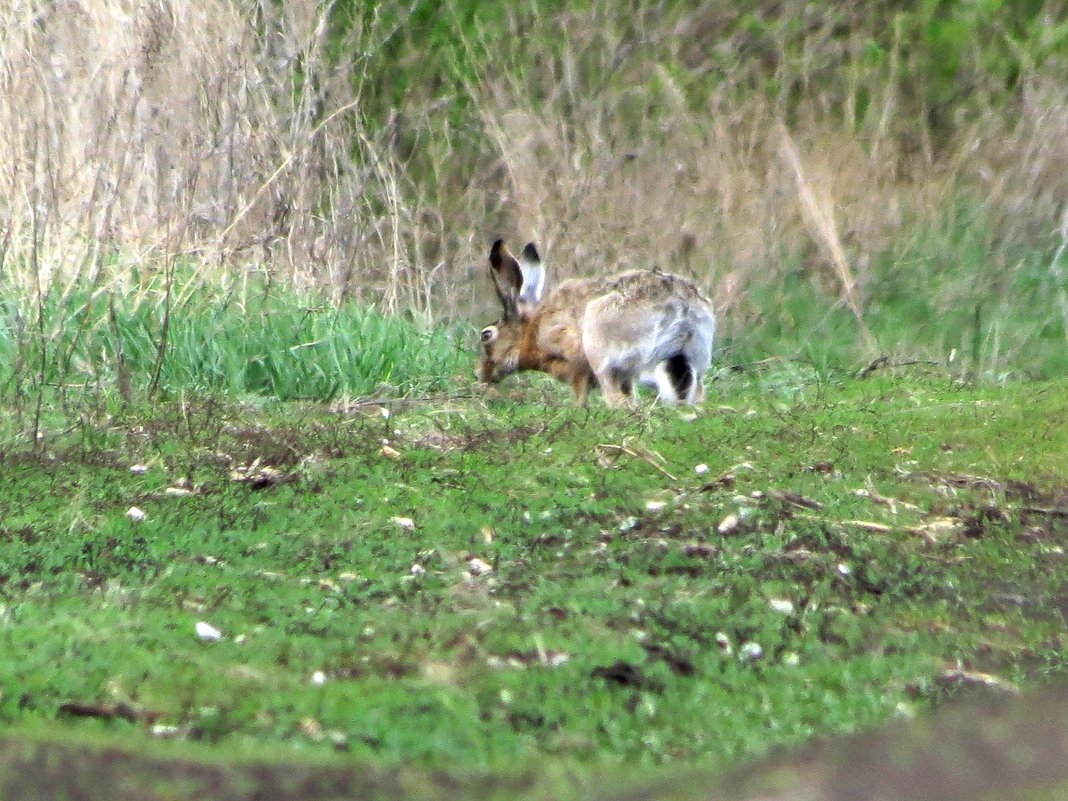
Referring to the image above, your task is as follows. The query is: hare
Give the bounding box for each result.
[476,239,715,407]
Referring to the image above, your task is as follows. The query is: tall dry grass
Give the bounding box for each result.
[0,0,450,314]
[1,0,1066,373]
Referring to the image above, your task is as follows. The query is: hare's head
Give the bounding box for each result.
[476,239,545,384]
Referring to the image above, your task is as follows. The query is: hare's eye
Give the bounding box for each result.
[480,326,498,344]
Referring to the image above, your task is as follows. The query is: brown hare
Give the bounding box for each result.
[476,239,715,407]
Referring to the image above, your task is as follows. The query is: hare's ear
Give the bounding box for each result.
[489,239,522,322]
[518,242,546,306]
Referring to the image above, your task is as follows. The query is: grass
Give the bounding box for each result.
[3,0,1068,795]
[2,229,1064,438]
[5,0,1068,326]
[1,368,1066,798]
[0,279,466,406]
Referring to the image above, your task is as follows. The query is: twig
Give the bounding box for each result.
[839,520,895,533]
[768,489,824,510]
[1022,506,1068,518]
[857,355,940,379]
[331,393,478,412]
[595,443,678,481]
[855,485,922,514]
[779,124,876,353]
[58,701,162,725]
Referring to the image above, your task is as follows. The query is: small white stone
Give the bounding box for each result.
[468,557,493,576]
[195,621,222,642]
[391,516,415,531]
[311,670,327,686]
[768,598,795,615]
[409,564,426,576]
[129,464,149,475]
[646,500,667,512]
[717,513,740,534]
[151,724,180,738]
[894,701,916,719]
[714,632,732,654]
[739,641,763,661]
[126,506,146,522]
[837,563,853,577]
[379,406,391,419]
[545,651,570,667]
[694,463,710,475]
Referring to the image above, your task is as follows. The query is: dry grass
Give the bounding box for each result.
[1,0,1066,341]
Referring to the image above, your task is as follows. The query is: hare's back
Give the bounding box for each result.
[600,270,708,307]
[589,271,712,329]
[581,270,713,366]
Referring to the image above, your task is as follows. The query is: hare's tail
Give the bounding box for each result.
[664,353,695,402]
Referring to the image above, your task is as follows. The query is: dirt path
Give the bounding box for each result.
[705,684,1068,801]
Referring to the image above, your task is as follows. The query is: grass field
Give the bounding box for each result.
[2,364,1066,799]
[3,1,1068,796]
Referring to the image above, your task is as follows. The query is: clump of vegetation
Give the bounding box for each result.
[2,1,1067,409]
[0,277,464,409]
[0,374,1066,797]
[1,3,1067,798]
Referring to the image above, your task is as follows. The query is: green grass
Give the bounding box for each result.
[724,214,1068,381]
[1,370,1066,797]
[0,280,466,404]
[3,227,1066,426]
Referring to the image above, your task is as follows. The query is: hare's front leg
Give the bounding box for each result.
[544,358,594,406]
[570,368,593,406]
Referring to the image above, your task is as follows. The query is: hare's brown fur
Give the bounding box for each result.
[477,240,715,407]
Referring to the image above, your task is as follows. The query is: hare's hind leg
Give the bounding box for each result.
[643,362,680,406]
[691,375,706,404]
[595,367,637,408]
[680,322,714,405]
[585,343,638,408]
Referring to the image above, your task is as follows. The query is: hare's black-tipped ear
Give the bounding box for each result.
[488,239,522,322]
[521,242,540,263]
